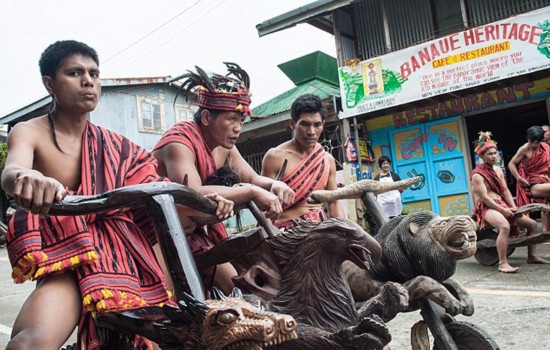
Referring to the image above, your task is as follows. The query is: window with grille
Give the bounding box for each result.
[137,96,165,134]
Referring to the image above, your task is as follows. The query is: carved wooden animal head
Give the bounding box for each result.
[160,290,298,350]
[376,211,477,283]
[270,218,382,271]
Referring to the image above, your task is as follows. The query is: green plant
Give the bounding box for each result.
[0,143,7,169]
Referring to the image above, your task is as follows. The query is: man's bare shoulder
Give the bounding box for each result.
[9,116,48,141]
[264,143,292,160]
[516,143,530,154]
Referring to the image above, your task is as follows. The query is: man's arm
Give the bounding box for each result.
[1,123,66,215]
[508,144,529,187]
[233,147,295,206]
[325,153,344,218]
[471,173,514,218]
[260,148,283,179]
[154,144,284,220]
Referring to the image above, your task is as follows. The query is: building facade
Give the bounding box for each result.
[0,77,196,150]
[258,0,550,216]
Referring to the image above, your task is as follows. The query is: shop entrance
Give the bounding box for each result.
[464,100,550,195]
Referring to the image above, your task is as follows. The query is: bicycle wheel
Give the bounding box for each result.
[433,321,499,350]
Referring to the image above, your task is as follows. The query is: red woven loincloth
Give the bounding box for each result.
[7,122,169,349]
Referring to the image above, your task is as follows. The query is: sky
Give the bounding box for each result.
[0,0,336,116]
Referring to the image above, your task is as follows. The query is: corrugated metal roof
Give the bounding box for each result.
[256,0,358,37]
[250,79,340,119]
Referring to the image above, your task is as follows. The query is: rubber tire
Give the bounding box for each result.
[475,229,515,266]
[433,321,499,350]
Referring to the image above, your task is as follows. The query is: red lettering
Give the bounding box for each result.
[474,26,484,44]
[443,137,457,152]
[415,107,430,123]
[393,112,408,128]
[437,39,449,54]
[406,109,418,125]
[496,87,516,104]
[463,29,475,46]
[464,95,480,111]
[401,62,411,79]
[402,135,424,160]
[450,98,465,115]
[508,23,519,40]
[411,56,421,74]
[449,34,460,50]
[485,25,496,41]
[480,92,497,109]
[438,102,453,118]
[419,47,432,65]
[530,26,542,45]
[519,24,530,41]
[427,104,438,119]
[514,82,534,99]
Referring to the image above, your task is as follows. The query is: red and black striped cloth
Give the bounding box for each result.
[7,122,168,350]
[197,86,251,117]
[153,121,228,291]
[515,142,550,207]
[274,143,330,228]
[471,162,517,233]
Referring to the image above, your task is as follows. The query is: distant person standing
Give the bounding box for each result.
[373,156,403,218]
[541,124,550,232]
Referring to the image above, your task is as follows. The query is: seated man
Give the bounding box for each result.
[2,41,175,350]
[471,131,546,274]
[152,63,295,294]
[261,94,343,230]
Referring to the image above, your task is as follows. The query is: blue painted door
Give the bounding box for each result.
[389,117,470,216]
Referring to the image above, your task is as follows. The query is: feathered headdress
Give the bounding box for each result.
[170,62,251,117]
[474,131,498,156]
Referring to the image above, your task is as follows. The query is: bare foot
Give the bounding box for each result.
[527,256,550,264]
[498,263,518,273]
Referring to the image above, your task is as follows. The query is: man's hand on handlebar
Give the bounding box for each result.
[252,186,283,221]
[270,180,295,206]
[12,170,67,216]
[204,193,234,220]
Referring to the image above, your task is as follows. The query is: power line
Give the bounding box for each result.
[109,0,227,75]
[103,0,202,64]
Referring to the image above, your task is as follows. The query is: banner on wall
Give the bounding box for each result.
[338,7,550,118]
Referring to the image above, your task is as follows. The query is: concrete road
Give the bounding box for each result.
[386,242,550,349]
[1,243,550,349]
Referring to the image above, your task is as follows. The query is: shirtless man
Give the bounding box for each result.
[261,94,343,230]
[1,40,183,350]
[471,131,544,273]
[508,126,550,204]
[153,64,294,293]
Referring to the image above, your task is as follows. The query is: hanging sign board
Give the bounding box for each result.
[338,7,550,118]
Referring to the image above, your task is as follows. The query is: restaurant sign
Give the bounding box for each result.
[339,8,550,118]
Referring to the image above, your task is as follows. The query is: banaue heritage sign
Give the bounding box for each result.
[338,7,550,118]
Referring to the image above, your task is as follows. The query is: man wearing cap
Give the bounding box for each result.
[471,131,546,273]
[152,63,294,293]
